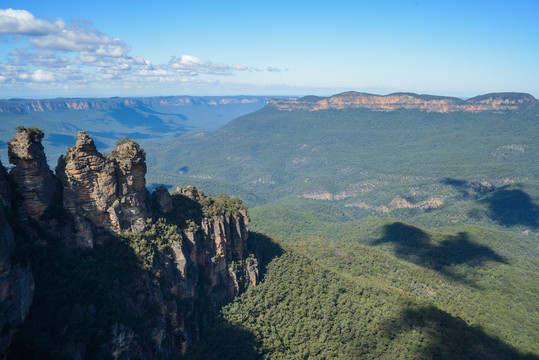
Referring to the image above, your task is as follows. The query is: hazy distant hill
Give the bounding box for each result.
[0,95,282,166]
[146,92,538,229]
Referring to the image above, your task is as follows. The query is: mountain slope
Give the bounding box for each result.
[186,234,539,359]
[145,92,539,358]
[147,92,538,232]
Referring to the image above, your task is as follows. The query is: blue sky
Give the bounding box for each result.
[0,0,538,98]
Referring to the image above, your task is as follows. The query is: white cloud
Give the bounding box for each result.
[19,69,56,82]
[9,48,70,68]
[233,64,249,71]
[168,55,244,76]
[0,9,283,95]
[169,55,205,75]
[267,66,282,72]
[0,8,64,35]
[136,68,169,76]
[174,55,203,67]
[203,61,231,75]
[30,20,130,57]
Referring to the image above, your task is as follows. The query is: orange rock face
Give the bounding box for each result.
[269,92,536,113]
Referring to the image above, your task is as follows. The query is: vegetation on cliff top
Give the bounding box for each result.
[121,218,182,273]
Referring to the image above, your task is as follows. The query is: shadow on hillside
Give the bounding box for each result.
[184,232,283,360]
[110,108,176,133]
[443,179,539,230]
[481,186,539,230]
[9,233,150,359]
[442,177,494,198]
[248,231,284,279]
[380,305,538,360]
[153,191,204,229]
[185,320,262,360]
[371,222,506,281]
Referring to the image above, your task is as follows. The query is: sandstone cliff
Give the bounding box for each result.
[0,160,34,355]
[268,91,537,113]
[1,129,259,358]
[8,127,61,219]
[56,132,149,247]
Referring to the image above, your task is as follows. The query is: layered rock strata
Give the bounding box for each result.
[269,91,537,112]
[56,132,149,247]
[0,96,267,114]
[0,160,34,354]
[7,127,61,219]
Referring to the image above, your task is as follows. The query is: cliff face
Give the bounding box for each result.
[7,128,61,219]
[128,186,258,356]
[0,161,34,355]
[1,129,259,358]
[56,132,148,247]
[268,92,537,113]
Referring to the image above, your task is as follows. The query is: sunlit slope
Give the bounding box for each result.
[148,102,539,217]
[186,232,539,359]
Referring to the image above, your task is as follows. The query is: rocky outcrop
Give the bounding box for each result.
[152,186,173,213]
[161,185,258,298]
[114,138,148,231]
[0,160,34,355]
[1,129,259,358]
[130,187,259,355]
[56,132,149,247]
[7,127,61,219]
[268,92,537,113]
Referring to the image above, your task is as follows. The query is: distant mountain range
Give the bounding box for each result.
[2,92,536,115]
[0,95,280,114]
[268,91,537,112]
[146,91,538,209]
[0,95,281,166]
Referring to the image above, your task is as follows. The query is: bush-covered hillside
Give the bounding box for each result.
[187,233,539,359]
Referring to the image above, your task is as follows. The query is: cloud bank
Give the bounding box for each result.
[0,8,279,95]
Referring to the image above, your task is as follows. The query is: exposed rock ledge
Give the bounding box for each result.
[268,92,537,113]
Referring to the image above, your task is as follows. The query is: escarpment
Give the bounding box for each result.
[0,96,267,114]
[1,128,259,358]
[268,91,537,112]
